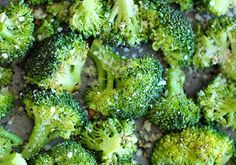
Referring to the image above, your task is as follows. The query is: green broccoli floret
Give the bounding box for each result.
[0,127,23,155]
[30,153,54,165]
[49,141,97,165]
[195,0,235,16]
[0,153,27,165]
[80,118,137,164]
[0,1,34,64]
[148,68,200,130]
[21,86,88,159]
[197,75,236,129]
[69,0,106,38]
[103,0,145,46]
[193,16,235,68]
[85,40,165,118]
[151,4,195,67]
[151,126,235,165]
[47,1,71,23]
[34,17,60,41]
[24,33,88,92]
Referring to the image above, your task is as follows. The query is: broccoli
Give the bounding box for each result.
[0,127,23,155]
[164,0,193,11]
[103,0,145,46]
[21,86,88,159]
[0,67,13,119]
[30,141,97,165]
[80,118,138,164]
[0,1,34,64]
[151,126,235,165]
[24,33,88,92]
[49,141,97,165]
[0,153,27,165]
[195,0,235,16]
[30,153,54,165]
[47,1,71,23]
[192,16,236,68]
[150,4,195,67]
[148,67,200,130]
[69,0,106,38]
[85,40,165,118]
[34,17,60,41]
[197,75,236,129]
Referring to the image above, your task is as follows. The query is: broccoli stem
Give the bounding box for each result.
[0,127,22,146]
[166,68,185,97]
[21,118,50,159]
[107,72,115,89]
[0,153,27,165]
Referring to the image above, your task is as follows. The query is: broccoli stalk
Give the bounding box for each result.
[80,118,137,164]
[148,68,200,130]
[69,0,105,37]
[21,87,87,159]
[0,1,34,64]
[0,153,27,165]
[85,40,164,118]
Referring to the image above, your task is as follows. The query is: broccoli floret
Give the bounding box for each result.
[151,126,234,164]
[197,75,236,129]
[0,153,27,165]
[195,0,234,16]
[30,153,54,165]
[103,0,145,46]
[0,1,34,64]
[69,0,106,38]
[47,1,71,23]
[151,4,195,67]
[80,118,137,164]
[0,127,23,155]
[34,17,60,41]
[49,141,97,165]
[148,68,200,130]
[85,40,165,118]
[24,33,88,92]
[193,16,235,68]
[21,86,88,159]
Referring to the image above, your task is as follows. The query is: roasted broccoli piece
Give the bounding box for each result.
[21,86,88,159]
[0,1,34,64]
[0,67,13,119]
[80,118,138,164]
[197,75,236,129]
[193,16,236,68]
[150,4,195,67]
[148,68,200,130]
[49,141,97,165]
[164,0,193,11]
[30,141,97,165]
[0,127,23,155]
[103,0,145,46]
[0,153,27,165]
[69,0,106,38]
[195,0,235,16]
[24,33,88,92]
[151,126,235,165]
[85,40,165,118]
[30,153,54,165]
